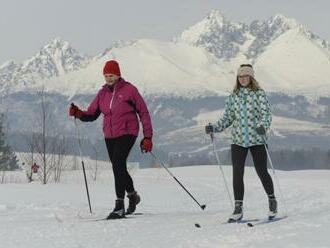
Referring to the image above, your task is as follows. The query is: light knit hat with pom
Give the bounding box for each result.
[237,65,254,78]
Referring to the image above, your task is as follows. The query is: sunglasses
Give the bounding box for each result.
[240,64,253,68]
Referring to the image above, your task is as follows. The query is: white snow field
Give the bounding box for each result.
[1,165,330,248]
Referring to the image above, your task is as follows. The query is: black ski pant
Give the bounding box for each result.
[231,144,274,201]
[105,135,137,199]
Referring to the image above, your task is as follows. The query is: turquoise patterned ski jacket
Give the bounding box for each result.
[212,87,272,147]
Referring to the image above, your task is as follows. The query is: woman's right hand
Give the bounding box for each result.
[69,103,84,119]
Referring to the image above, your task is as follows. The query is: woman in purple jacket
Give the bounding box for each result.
[69,60,153,219]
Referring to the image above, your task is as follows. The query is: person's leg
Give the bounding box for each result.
[111,135,140,214]
[104,135,136,219]
[110,135,137,199]
[105,138,115,164]
[250,145,274,196]
[228,144,248,222]
[231,144,249,201]
[250,144,277,218]
[105,137,122,198]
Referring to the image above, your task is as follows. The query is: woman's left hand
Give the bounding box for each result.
[140,137,153,153]
[256,125,266,135]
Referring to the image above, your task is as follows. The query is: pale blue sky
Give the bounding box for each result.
[1,0,329,64]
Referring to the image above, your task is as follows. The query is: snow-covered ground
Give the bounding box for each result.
[1,165,330,248]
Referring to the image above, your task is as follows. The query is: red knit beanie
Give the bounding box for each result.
[103,60,121,76]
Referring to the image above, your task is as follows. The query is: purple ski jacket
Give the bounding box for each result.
[82,78,153,139]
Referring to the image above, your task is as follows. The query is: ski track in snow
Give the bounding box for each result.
[1,166,330,248]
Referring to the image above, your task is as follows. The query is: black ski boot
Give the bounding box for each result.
[107,199,125,219]
[126,191,141,215]
[228,200,243,223]
[268,196,278,220]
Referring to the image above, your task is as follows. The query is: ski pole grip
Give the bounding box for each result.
[71,103,77,119]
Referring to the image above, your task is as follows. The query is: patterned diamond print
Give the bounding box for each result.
[213,88,272,147]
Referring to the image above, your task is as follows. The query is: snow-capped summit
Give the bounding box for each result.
[0,37,91,92]
[178,11,308,60]
[249,14,300,41]
[178,10,329,68]
[207,9,226,24]
[270,14,301,29]
[179,9,228,44]
[43,37,70,52]
[247,15,302,59]
[21,37,90,78]
[0,61,19,94]
[97,40,136,59]
[178,10,247,60]
[0,60,17,70]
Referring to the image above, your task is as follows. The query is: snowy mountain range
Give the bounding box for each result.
[1,10,330,161]
[0,38,90,95]
[1,10,330,97]
[179,10,330,60]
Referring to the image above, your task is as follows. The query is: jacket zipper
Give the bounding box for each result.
[109,86,116,111]
[109,85,117,137]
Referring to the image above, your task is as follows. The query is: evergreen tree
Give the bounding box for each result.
[0,114,18,171]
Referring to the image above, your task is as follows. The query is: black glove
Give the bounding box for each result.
[256,125,266,135]
[205,124,214,134]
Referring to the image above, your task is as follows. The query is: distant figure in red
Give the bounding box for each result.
[31,163,40,174]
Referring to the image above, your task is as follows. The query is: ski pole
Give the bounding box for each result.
[209,132,234,209]
[74,117,92,214]
[262,135,288,215]
[150,151,206,210]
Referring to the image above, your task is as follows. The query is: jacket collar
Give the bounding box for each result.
[238,87,252,95]
[102,78,126,92]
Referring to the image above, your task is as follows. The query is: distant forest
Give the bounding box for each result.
[168,148,330,170]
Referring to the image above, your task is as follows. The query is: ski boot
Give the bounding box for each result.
[268,196,278,220]
[126,191,141,215]
[107,199,125,219]
[228,200,243,223]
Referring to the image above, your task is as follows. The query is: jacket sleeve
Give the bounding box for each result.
[257,90,272,130]
[80,91,102,122]
[213,96,235,132]
[131,87,153,138]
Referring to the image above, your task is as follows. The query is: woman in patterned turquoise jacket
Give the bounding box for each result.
[205,64,277,222]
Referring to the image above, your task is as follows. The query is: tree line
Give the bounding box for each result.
[168,148,330,170]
